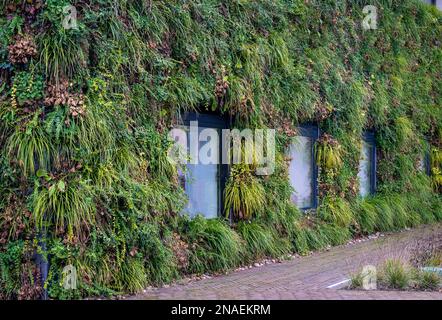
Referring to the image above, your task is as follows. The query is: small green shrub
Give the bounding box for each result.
[32,177,95,237]
[349,260,441,292]
[138,224,179,285]
[416,271,441,291]
[237,221,280,261]
[39,0,87,82]
[183,217,243,274]
[291,222,310,255]
[355,199,378,234]
[1,0,441,299]
[0,240,25,299]
[315,135,343,171]
[371,197,395,231]
[224,164,265,220]
[349,272,363,289]
[425,252,442,267]
[318,196,354,228]
[388,196,409,230]
[7,116,53,177]
[430,197,442,221]
[319,223,351,246]
[380,260,409,290]
[430,148,442,192]
[118,257,148,294]
[305,226,328,251]
[11,71,44,106]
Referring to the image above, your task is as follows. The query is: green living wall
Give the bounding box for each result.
[0,0,441,299]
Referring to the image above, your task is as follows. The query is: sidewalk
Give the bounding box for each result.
[129,223,442,300]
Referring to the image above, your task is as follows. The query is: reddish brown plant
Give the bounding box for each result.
[8,35,38,64]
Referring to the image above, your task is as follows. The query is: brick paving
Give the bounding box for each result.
[129,223,442,300]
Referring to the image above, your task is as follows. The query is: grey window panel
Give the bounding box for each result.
[289,136,314,209]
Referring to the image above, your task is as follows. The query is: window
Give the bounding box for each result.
[358,132,376,197]
[288,125,319,209]
[180,112,228,219]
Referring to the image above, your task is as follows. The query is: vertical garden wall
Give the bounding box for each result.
[0,0,441,299]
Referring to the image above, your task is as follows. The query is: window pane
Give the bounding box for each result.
[289,136,314,208]
[183,126,219,219]
[358,140,373,197]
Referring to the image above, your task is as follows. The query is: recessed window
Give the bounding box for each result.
[288,125,319,209]
[358,132,376,197]
[180,113,228,219]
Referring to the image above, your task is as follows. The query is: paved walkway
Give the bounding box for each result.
[129,224,442,300]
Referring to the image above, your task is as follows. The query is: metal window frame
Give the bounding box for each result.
[291,124,320,210]
[181,112,229,218]
[362,131,377,195]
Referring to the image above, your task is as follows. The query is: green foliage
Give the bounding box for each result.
[371,197,395,231]
[0,241,24,299]
[416,270,441,290]
[318,223,351,246]
[6,113,53,177]
[181,217,243,274]
[354,191,439,235]
[237,221,282,261]
[304,226,329,251]
[135,126,177,180]
[349,272,364,289]
[32,177,95,237]
[11,71,44,106]
[424,251,442,267]
[138,223,179,285]
[38,0,87,82]
[380,260,410,290]
[0,0,441,299]
[319,196,354,228]
[388,195,412,229]
[289,219,347,254]
[291,222,310,255]
[118,257,148,294]
[431,148,442,191]
[315,136,343,171]
[350,259,441,292]
[355,199,378,234]
[224,164,265,220]
[394,116,417,150]
[46,238,116,299]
